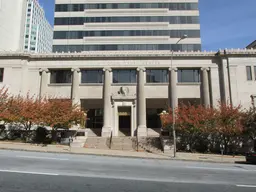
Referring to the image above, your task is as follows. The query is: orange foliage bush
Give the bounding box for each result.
[0,88,85,131]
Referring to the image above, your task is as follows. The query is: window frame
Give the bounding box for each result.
[146,69,168,83]
[177,68,200,83]
[81,69,103,84]
[246,66,253,81]
[0,68,4,82]
[253,66,256,81]
[50,69,72,84]
[112,69,137,84]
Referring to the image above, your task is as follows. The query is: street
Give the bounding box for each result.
[0,150,255,192]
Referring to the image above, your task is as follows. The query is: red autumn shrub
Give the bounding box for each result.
[160,102,244,152]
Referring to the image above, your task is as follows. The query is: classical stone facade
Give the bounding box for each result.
[0,49,256,137]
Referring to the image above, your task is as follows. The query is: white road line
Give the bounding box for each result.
[17,155,69,161]
[0,169,59,176]
[236,185,256,188]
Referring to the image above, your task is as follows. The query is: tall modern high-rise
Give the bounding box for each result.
[53,0,201,52]
[24,0,53,53]
[0,0,53,53]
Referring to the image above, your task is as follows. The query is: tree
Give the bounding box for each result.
[1,94,44,141]
[40,99,85,142]
[160,102,243,153]
[160,104,217,152]
[175,104,217,152]
[0,88,86,143]
[215,103,243,153]
[242,107,256,151]
[0,87,9,122]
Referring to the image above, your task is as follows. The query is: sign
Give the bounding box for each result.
[118,112,131,116]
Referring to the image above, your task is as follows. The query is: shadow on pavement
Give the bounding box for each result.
[235,161,256,165]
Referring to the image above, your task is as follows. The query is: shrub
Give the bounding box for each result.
[160,103,244,153]
[0,89,86,143]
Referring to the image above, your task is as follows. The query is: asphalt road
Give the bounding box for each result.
[0,150,255,192]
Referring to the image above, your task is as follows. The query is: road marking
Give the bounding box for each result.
[236,185,256,188]
[17,155,69,161]
[0,169,59,176]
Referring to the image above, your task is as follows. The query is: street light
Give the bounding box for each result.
[171,34,187,158]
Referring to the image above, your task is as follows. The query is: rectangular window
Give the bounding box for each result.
[246,66,252,80]
[50,70,72,84]
[146,69,168,83]
[0,68,4,82]
[254,66,256,80]
[178,69,200,83]
[113,69,136,83]
[81,69,103,83]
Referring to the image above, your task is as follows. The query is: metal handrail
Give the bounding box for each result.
[136,133,139,152]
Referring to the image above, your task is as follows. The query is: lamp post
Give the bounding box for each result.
[170,34,187,158]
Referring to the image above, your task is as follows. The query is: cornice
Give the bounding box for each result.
[0,49,256,60]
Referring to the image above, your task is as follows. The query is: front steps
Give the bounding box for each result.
[83,135,163,153]
[71,136,87,148]
[84,137,109,149]
[111,137,135,151]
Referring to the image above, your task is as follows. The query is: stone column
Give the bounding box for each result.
[71,68,81,106]
[218,59,227,104]
[137,67,147,137]
[201,68,210,106]
[168,68,178,109]
[39,68,49,99]
[102,68,112,137]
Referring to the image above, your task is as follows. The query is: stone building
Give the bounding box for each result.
[0,49,256,137]
[0,0,53,53]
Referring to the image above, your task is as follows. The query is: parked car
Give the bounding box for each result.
[246,152,256,163]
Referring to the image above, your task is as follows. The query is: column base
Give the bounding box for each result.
[101,126,112,137]
[137,125,147,137]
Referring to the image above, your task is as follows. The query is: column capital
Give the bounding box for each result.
[71,68,81,72]
[103,67,112,72]
[137,67,146,72]
[168,67,178,72]
[39,68,49,73]
[201,67,210,71]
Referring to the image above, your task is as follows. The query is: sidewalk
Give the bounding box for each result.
[0,141,245,163]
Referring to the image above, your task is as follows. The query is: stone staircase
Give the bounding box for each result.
[110,137,135,151]
[84,137,109,149]
[85,128,101,137]
[71,136,87,148]
[82,132,163,154]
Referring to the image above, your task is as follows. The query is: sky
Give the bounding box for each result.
[39,0,256,51]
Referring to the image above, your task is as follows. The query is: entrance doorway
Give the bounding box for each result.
[118,107,131,136]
